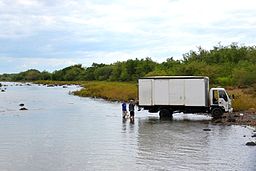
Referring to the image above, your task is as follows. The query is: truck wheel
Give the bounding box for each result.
[211,108,223,119]
[159,109,173,119]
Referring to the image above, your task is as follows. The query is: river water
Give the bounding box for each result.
[0,83,255,171]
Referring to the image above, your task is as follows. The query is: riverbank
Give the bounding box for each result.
[212,112,256,127]
[33,80,256,126]
[34,81,256,109]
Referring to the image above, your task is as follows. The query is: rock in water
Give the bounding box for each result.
[212,119,222,124]
[203,128,211,131]
[245,142,256,146]
[252,134,256,138]
[20,107,28,110]
[19,104,25,107]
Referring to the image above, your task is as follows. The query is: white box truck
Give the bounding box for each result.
[138,76,233,119]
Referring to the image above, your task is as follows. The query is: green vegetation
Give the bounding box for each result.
[1,43,256,111]
[1,43,256,87]
[74,81,137,101]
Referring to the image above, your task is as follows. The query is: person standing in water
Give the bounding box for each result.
[129,100,135,121]
[121,101,128,119]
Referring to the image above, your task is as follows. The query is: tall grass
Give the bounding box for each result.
[228,88,256,112]
[73,81,137,101]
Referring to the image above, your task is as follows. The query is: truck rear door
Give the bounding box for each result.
[139,79,153,106]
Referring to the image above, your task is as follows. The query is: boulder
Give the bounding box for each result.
[20,107,28,110]
[252,134,256,138]
[19,104,25,107]
[245,142,256,146]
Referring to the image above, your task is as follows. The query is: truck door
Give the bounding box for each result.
[212,90,219,105]
[139,79,153,106]
[218,90,229,112]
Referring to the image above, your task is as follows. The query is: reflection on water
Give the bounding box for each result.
[0,82,255,171]
[136,119,256,171]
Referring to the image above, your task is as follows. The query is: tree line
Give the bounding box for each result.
[1,43,256,87]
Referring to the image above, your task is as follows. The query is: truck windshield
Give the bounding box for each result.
[219,90,228,101]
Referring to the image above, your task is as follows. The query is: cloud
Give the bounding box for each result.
[0,0,256,73]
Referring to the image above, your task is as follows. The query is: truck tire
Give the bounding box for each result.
[211,108,223,119]
[159,109,173,119]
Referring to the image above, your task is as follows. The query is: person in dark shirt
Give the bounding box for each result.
[129,100,135,120]
[121,101,128,119]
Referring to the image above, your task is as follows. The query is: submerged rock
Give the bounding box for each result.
[212,119,222,124]
[20,107,28,110]
[245,141,256,146]
[203,128,211,131]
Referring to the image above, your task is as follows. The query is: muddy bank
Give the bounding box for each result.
[212,112,256,127]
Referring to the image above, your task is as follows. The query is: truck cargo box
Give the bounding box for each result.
[138,76,209,107]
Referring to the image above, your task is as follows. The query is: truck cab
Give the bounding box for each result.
[209,88,233,118]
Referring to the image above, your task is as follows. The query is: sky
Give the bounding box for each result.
[0,0,256,73]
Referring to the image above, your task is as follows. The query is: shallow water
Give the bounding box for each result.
[0,83,255,171]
